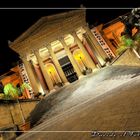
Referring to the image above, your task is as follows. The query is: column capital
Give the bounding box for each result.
[47,45,53,52]
[59,37,68,48]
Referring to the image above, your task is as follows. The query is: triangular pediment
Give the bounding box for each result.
[10,9,86,48]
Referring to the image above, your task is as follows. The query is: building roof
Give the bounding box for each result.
[9,9,86,51]
[0,71,15,80]
[102,12,130,29]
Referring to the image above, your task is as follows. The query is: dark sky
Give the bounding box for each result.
[0,0,138,75]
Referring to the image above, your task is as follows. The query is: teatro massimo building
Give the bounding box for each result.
[9,9,120,98]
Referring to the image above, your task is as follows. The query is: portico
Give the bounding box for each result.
[9,10,109,96]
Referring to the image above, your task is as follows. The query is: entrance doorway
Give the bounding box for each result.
[59,56,78,83]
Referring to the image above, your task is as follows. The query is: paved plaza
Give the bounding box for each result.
[17,65,140,140]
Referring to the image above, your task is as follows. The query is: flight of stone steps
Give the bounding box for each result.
[107,73,137,80]
[30,66,140,128]
[34,73,140,127]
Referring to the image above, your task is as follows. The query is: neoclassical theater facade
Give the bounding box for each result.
[9,9,116,98]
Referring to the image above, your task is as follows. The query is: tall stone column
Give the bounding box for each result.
[47,45,68,84]
[83,25,107,60]
[71,31,96,70]
[34,49,54,91]
[20,56,40,94]
[59,38,82,77]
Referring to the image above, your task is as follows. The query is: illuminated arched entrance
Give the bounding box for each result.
[45,63,62,86]
[73,49,88,73]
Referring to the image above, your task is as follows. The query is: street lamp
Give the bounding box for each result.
[78,54,88,70]
[48,69,56,85]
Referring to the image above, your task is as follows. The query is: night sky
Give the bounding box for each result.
[0,0,138,75]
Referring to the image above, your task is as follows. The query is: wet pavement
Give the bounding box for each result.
[17,65,140,140]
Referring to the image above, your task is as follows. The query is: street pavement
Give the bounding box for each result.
[17,65,140,140]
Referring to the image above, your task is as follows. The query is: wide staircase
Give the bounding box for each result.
[29,65,140,129]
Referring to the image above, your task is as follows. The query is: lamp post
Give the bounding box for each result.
[78,54,88,70]
[49,69,56,85]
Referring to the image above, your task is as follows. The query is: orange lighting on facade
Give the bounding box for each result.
[73,49,88,71]
[48,67,55,74]
[74,50,85,60]
[46,64,61,85]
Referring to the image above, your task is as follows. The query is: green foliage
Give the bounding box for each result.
[126,39,133,47]
[120,35,135,47]
[116,45,128,55]
[3,83,19,100]
[20,82,31,93]
[116,35,136,55]
[2,82,31,100]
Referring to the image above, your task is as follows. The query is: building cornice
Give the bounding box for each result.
[9,9,86,55]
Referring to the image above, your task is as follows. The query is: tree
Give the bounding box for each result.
[116,35,136,55]
[4,83,19,99]
[20,82,31,99]
[118,8,140,55]
[3,83,25,124]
